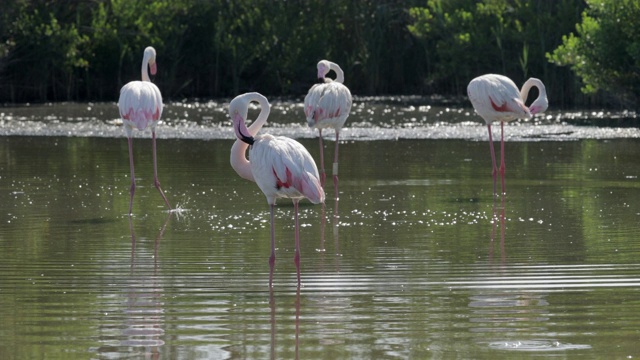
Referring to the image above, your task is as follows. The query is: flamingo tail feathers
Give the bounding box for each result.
[298,171,325,204]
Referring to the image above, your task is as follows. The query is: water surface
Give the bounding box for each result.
[1,101,640,359]
[1,99,639,140]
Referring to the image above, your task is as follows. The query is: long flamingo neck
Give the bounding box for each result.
[245,92,271,137]
[229,93,271,182]
[520,78,545,103]
[141,54,151,82]
[230,140,254,182]
[329,63,345,83]
[521,78,548,114]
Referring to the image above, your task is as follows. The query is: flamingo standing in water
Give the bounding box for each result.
[304,60,352,189]
[118,46,171,214]
[467,74,548,195]
[230,92,325,285]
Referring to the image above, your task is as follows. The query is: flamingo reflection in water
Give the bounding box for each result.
[122,213,172,356]
[469,201,553,339]
[319,185,342,273]
[489,198,506,265]
[269,286,301,360]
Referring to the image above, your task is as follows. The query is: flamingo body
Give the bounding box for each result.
[467,74,532,123]
[249,134,325,206]
[230,92,324,285]
[303,60,352,187]
[119,81,162,135]
[467,73,548,194]
[305,81,352,130]
[118,46,171,214]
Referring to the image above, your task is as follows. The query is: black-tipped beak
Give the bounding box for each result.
[236,123,255,146]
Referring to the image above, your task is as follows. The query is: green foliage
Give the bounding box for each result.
[407,0,589,106]
[0,0,629,108]
[213,1,275,94]
[408,0,477,93]
[548,0,640,106]
[3,2,90,100]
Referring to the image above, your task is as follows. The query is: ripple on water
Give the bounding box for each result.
[488,339,591,352]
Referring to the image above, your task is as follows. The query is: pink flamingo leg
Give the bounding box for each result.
[333,130,340,199]
[487,124,498,195]
[318,129,326,187]
[152,131,172,210]
[293,200,301,285]
[269,204,276,287]
[499,122,506,195]
[128,137,136,214]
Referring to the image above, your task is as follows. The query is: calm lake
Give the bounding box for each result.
[1,99,640,359]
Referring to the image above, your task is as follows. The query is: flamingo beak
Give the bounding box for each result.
[150,62,157,76]
[233,113,255,146]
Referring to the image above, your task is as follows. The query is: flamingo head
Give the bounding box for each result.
[144,46,158,75]
[528,96,548,116]
[229,95,254,145]
[516,100,533,120]
[229,95,249,123]
[521,77,548,116]
[317,60,331,81]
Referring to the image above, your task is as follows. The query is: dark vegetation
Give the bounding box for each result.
[0,0,638,109]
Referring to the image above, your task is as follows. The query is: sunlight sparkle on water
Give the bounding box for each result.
[2,119,640,358]
[1,100,639,140]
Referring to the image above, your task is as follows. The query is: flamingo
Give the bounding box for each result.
[118,46,171,214]
[467,74,548,195]
[304,60,352,189]
[229,92,325,285]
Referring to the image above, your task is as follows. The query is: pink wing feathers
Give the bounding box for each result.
[118,81,163,133]
[250,135,324,205]
[304,82,352,129]
[467,74,531,123]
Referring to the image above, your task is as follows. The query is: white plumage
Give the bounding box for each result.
[119,81,162,135]
[249,134,325,205]
[304,60,352,187]
[467,73,548,194]
[117,46,171,214]
[230,92,324,285]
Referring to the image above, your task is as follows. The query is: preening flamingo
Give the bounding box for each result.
[230,92,325,285]
[118,46,171,214]
[467,74,548,195]
[304,60,352,188]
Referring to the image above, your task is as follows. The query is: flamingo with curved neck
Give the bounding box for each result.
[230,92,324,286]
[467,73,548,195]
[520,78,548,115]
[304,60,352,191]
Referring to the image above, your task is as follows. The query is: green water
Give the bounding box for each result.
[1,133,640,359]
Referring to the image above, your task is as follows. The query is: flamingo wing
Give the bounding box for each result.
[118,81,163,132]
[251,135,325,205]
[304,83,325,127]
[304,82,352,129]
[468,74,531,123]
